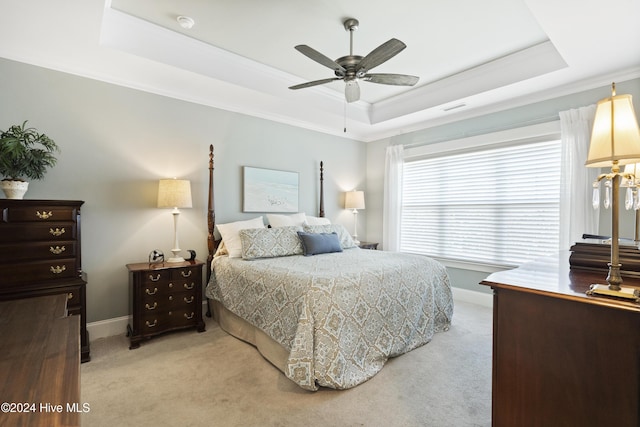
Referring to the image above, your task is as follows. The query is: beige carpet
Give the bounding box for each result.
[81,300,492,427]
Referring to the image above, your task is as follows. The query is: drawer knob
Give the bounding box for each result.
[184,296,194,304]
[145,320,157,328]
[49,245,66,255]
[145,287,158,295]
[50,265,66,274]
[145,302,158,310]
[148,273,161,282]
[36,211,53,219]
[184,312,195,320]
[183,282,195,290]
[67,292,74,300]
[49,227,66,237]
[168,296,173,301]
[181,270,193,278]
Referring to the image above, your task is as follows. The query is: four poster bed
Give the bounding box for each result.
[204,145,453,391]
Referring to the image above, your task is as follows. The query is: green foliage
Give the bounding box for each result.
[0,121,60,181]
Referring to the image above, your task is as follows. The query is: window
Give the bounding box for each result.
[401,134,561,268]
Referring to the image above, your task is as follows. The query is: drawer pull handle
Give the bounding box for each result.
[145,302,158,310]
[169,296,173,301]
[145,320,157,328]
[67,292,74,300]
[36,211,53,219]
[49,227,66,236]
[184,296,194,304]
[145,287,158,295]
[183,282,195,290]
[181,270,193,278]
[148,273,161,282]
[50,245,66,255]
[50,265,66,274]
[184,312,195,320]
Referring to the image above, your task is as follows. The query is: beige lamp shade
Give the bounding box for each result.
[157,179,193,208]
[345,190,365,210]
[585,89,640,168]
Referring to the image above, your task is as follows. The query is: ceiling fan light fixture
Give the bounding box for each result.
[177,15,195,29]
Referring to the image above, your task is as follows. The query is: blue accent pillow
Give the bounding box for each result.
[297,231,343,256]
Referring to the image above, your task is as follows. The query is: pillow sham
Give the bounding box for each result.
[266,212,307,228]
[297,231,343,256]
[302,224,357,249]
[305,215,331,226]
[240,226,303,260]
[216,216,265,258]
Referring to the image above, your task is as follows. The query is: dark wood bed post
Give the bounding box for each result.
[207,144,216,282]
[205,145,216,318]
[319,161,325,218]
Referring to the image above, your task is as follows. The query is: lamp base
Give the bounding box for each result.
[587,284,640,302]
[166,249,184,263]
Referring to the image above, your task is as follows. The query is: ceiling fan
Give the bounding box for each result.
[289,18,419,103]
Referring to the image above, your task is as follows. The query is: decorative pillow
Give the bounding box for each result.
[266,213,307,228]
[216,216,265,258]
[297,231,343,256]
[303,224,357,249]
[305,215,331,226]
[240,226,303,260]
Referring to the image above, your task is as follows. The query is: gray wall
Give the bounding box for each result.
[366,78,640,294]
[0,58,366,322]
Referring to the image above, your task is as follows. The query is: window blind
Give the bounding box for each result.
[401,139,561,267]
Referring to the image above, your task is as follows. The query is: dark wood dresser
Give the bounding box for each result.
[0,199,90,362]
[480,253,640,427]
[0,294,81,427]
[126,260,205,349]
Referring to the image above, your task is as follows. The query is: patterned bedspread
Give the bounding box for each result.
[205,248,453,390]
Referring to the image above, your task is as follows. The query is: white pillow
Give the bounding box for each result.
[305,215,331,226]
[216,216,265,258]
[266,213,307,228]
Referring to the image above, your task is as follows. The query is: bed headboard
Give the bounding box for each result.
[205,145,325,281]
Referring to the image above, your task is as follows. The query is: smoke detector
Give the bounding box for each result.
[177,16,195,29]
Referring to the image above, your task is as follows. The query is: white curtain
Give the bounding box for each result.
[383,144,404,251]
[559,104,598,251]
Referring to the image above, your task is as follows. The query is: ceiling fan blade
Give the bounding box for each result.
[289,77,341,90]
[363,73,419,86]
[345,80,360,103]
[294,45,346,75]
[356,38,406,73]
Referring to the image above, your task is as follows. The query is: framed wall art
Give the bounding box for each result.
[243,166,299,213]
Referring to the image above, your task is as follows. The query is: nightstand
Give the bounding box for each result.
[358,241,379,250]
[126,259,205,349]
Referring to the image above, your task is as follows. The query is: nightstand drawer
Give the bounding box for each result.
[141,291,198,311]
[141,308,199,333]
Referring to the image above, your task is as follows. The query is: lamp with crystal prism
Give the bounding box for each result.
[157,178,192,263]
[345,190,365,245]
[586,83,640,301]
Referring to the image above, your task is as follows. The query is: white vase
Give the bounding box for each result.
[1,180,29,199]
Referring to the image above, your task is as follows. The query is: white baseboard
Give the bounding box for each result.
[87,315,130,340]
[451,287,493,308]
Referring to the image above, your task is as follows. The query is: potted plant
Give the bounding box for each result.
[0,121,60,199]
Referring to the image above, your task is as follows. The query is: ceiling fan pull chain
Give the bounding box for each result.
[344,101,347,133]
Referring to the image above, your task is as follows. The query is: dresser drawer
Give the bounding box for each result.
[141,289,198,311]
[0,241,77,261]
[1,205,79,222]
[0,259,79,284]
[0,223,77,243]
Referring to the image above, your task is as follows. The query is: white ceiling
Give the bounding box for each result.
[1,0,640,141]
